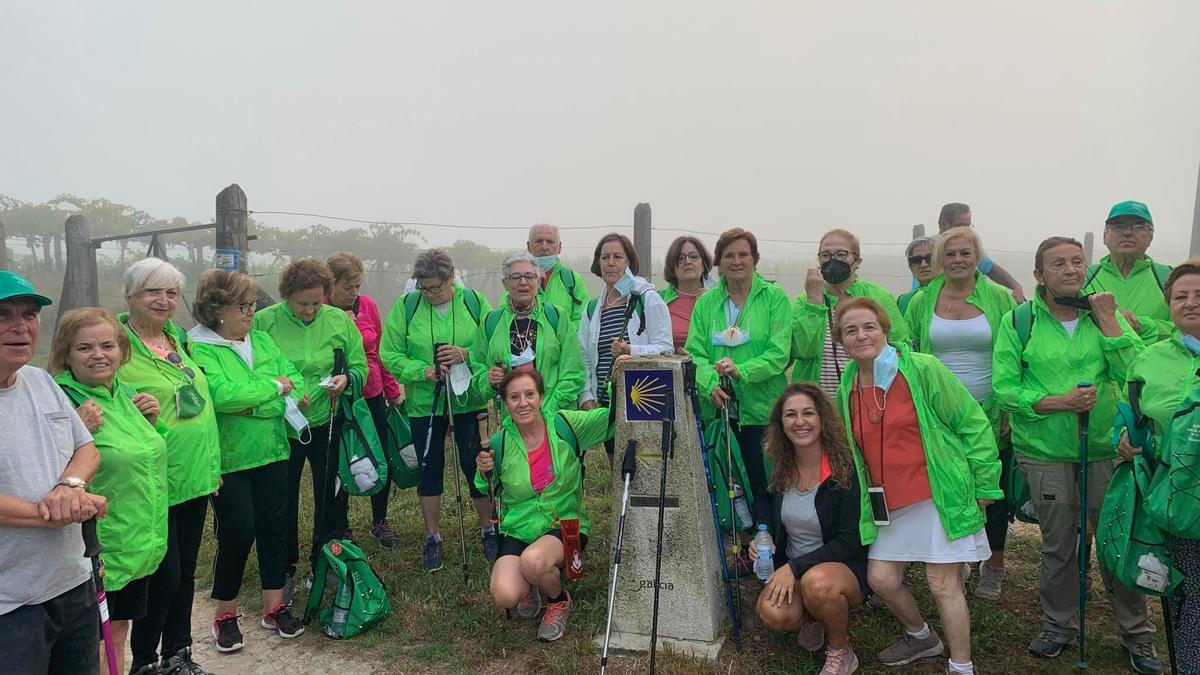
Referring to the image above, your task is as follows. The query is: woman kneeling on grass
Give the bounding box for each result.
[475,369,612,642]
[752,382,867,675]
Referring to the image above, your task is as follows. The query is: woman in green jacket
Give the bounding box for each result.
[470,252,585,415]
[475,369,612,643]
[903,226,1017,600]
[252,259,367,590]
[792,229,911,397]
[992,236,1158,670]
[660,235,714,353]
[835,297,1000,675]
[51,308,167,675]
[380,248,496,571]
[896,236,937,314]
[1118,260,1200,669]
[684,228,793,537]
[189,270,306,652]
[118,257,221,675]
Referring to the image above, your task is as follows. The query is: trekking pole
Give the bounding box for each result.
[442,345,469,587]
[83,519,119,675]
[685,362,741,650]
[719,374,742,634]
[477,412,499,532]
[648,406,674,675]
[600,439,639,675]
[323,348,347,548]
[1076,381,1094,671]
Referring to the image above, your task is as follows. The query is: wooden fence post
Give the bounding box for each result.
[1083,231,1094,266]
[634,202,652,283]
[0,219,8,270]
[912,224,925,240]
[59,215,99,318]
[215,184,249,272]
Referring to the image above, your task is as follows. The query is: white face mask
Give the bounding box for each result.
[511,346,535,368]
[613,268,638,297]
[535,255,558,271]
[449,362,472,396]
[284,397,312,444]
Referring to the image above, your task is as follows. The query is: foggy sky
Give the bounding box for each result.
[3,1,1198,268]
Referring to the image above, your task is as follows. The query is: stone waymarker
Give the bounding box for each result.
[597,354,726,660]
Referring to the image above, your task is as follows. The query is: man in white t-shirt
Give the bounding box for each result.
[0,271,108,673]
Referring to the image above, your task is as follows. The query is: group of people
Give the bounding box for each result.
[1,199,1196,675]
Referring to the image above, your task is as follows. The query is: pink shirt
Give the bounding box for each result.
[668,293,699,350]
[328,294,401,401]
[528,434,555,494]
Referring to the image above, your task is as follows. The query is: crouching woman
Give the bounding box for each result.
[475,369,612,643]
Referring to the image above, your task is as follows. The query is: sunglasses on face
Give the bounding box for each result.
[166,351,196,379]
[908,254,932,267]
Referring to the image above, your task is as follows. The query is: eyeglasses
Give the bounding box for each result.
[676,253,701,265]
[166,351,196,380]
[1105,221,1153,233]
[505,273,539,283]
[416,281,446,294]
[233,302,255,315]
[907,254,932,267]
[817,250,854,263]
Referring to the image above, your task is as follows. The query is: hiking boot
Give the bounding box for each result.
[796,620,825,652]
[1125,641,1163,674]
[877,630,945,666]
[129,663,162,675]
[371,520,400,548]
[481,528,499,563]
[423,535,444,572]
[261,603,305,638]
[1027,630,1071,658]
[974,563,1003,601]
[515,589,542,619]
[211,612,244,653]
[537,592,572,642]
[819,647,859,675]
[160,647,211,675]
[282,573,295,607]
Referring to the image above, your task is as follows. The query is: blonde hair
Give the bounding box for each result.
[326,251,365,285]
[819,229,861,257]
[49,308,130,375]
[933,226,985,275]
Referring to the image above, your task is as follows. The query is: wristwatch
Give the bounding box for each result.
[56,476,87,489]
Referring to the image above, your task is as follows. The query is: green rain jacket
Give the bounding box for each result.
[1126,335,1200,448]
[117,315,221,506]
[500,260,591,329]
[252,303,368,430]
[684,274,792,426]
[837,348,1002,544]
[992,291,1143,463]
[188,327,304,474]
[1083,255,1172,344]
[55,372,168,591]
[379,286,493,416]
[468,296,585,414]
[792,278,912,385]
[904,272,1018,436]
[474,407,611,543]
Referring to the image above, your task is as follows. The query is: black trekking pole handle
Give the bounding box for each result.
[82,518,102,558]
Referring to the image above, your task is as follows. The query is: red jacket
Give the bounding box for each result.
[328,294,401,400]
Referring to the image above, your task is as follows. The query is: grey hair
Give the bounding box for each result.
[938,202,971,227]
[412,249,455,282]
[123,257,185,297]
[904,236,937,259]
[501,251,538,277]
[527,223,559,242]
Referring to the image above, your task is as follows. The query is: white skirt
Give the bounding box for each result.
[868,498,991,563]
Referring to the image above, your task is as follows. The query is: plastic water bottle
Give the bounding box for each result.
[326,574,352,638]
[753,524,774,581]
[732,484,752,530]
[348,455,379,492]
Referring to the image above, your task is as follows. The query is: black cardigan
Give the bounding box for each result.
[770,473,868,586]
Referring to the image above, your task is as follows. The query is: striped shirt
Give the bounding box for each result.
[595,304,628,405]
[818,323,850,397]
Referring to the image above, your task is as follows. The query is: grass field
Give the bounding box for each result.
[194,445,1168,674]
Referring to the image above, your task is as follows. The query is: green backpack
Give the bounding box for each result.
[383,404,419,490]
[1096,403,1182,596]
[704,417,756,533]
[1145,388,1200,539]
[489,411,582,497]
[336,371,389,497]
[584,294,647,337]
[303,539,391,639]
[402,288,484,325]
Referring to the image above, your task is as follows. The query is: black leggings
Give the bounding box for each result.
[210,459,290,601]
[365,394,392,524]
[287,421,349,577]
[984,444,1014,553]
[130,496,208,668]
[410,411,486,499]
[731,421,771,530]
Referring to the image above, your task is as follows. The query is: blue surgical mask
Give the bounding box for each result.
[1182,334,1200,356]
[614,268,638,297]
[873,344,900,392]
[535,255,557,271]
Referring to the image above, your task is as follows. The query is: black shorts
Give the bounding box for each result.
[105,575,150,622]
[497,529,590,559]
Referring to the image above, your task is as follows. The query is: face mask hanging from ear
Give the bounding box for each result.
[1182,334,1200,355]
[613,268,638,297]
[873,344,900,392]
[535,255,557,271]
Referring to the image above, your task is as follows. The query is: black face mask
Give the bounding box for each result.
[820,259,853,285]
[1053,293,1093,310]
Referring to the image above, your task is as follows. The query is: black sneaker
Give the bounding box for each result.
[261,603,306,638]
[1125,641,1163,675]
[372,520,400,548]
[160,647,211,674]
[481,528,499,563]
[129,663,162,675]
[423,535,444,572]
[1027,631,1070,658]
[211,612,244,653]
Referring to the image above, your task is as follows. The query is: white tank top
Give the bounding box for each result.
[929,313,993,402]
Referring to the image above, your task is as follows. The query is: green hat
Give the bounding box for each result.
[1106,200,1153,226]
[0,271,53,307]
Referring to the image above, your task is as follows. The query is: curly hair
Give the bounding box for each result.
[192,269,258,330]
[49,308,131,375]
[766,382,855,490]
[278,258,333,298]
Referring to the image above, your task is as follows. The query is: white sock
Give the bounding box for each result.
[948,659,974,674]
[905,623,931,640]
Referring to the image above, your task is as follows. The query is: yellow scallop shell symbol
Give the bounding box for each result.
[629,374,668,416]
